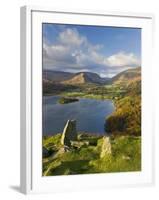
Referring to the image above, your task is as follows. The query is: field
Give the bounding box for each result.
[44,82,126,100]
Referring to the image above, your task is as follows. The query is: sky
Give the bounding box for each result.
[43,23,141,77]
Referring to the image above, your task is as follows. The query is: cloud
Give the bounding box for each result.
[43,27,140,77]
[58,28,86,47]
[43,28,103,69]
[105,52,140,67]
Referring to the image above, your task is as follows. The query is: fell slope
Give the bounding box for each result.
[111,67,141,84]
[62,72,106,85]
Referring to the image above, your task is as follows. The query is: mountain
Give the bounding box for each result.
[111,67,141,84]
[62,72,108,85]
[43,67,141,86]
[43,70,74,82]
[43,70,110,85]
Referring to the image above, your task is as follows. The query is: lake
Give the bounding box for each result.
[43,96,115,135]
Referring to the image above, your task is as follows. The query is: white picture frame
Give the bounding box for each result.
[20,6,154,194]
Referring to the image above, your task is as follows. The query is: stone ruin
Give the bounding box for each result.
[61,120,77,147]
[60,120,112,157]
[100,136,112,158]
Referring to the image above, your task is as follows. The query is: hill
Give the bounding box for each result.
[43,70,74,82]
[43,133,141,176]
[43,67,141,86]
[62,72,108,85]
[105,77,141,136]
[43,67,141,96]
[43,70,110,85]
[111,67,141,84]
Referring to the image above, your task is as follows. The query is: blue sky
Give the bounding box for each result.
[43,23,141,77]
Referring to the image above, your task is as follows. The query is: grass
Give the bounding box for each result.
[59,84,126,100]
[89,135,141,173]
[42,133,141,176]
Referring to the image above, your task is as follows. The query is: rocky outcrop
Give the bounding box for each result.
[100,136,111,158]
[61,120,77,146]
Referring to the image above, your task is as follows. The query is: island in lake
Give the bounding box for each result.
[42,24,141,176]
[58,97,79,104]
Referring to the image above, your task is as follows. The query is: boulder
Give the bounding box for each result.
[100,136,111,158]
[122,155,131,160]
[71,141,89,149]
[61,120,77,146]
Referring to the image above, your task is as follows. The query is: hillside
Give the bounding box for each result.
[105,78,141,136]
[43,133,141,176]
[43,67,140,86]
[62,72,107,85]
[43,67,141,98]
[111,67,141,84]
[43,70,109,85]
[43,70,74,82]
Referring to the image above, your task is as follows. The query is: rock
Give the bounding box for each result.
[122,155,131,160]
[61,120,77,146]
[100,136,111,158]
[57,147,66,154]
[57,146,70,155]
[71,141,89,149]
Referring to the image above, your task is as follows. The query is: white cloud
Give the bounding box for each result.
[44,44,69,61]
[58,28,86,47]
[105,52,140,67]
[43,28,140,77]
[43,28,104,69]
